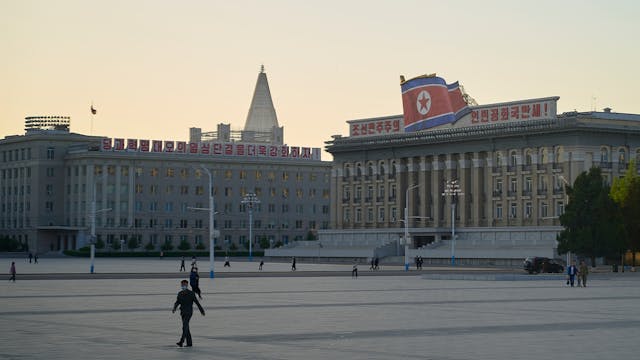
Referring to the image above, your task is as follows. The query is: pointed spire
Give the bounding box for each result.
[244,66,279,133]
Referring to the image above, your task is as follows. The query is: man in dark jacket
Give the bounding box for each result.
[172,279,205,347]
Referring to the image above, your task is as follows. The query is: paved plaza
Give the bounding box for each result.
[1,257,639,359]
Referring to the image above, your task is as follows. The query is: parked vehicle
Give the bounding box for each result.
[523,257,564,274]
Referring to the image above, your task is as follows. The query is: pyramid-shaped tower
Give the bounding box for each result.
[244,65,280,134]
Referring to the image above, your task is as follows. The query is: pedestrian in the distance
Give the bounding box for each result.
[34,254,38,264]
[567,261,578,287]
[352,263,358,278]
[374,257,379,270]
[223,256,230,267]
[370,257,375,270]
[579,260,589,287]
[190,256,197,269]
[28,253,33,263]
[291,257,296,271]
[259,260,264,270]
[172,279,205,347]
[9,261,16,282]
[189,267,202,299]
[179,256,186,272]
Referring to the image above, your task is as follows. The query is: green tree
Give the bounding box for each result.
[195,242,206,250]
[127,237,139,250]
[259,236,270,249]
[95,238,105,250]
[177,239,191,251]
[144,241,155,251]
[558,167,626,266]
[161,240,174,251]
[0,236,21,251]
[111,240,121,251]
[611,159,640,266]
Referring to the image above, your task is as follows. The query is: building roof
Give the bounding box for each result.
[244,65,279,133]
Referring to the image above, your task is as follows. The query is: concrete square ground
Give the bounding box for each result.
[1,257,639,359]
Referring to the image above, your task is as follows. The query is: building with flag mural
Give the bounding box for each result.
[308,73,640,265]
[0,67,331,254]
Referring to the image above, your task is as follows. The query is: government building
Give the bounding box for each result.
[313,75,640,264]
[0,68,331,254]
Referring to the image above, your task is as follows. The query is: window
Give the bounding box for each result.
[378,207,385,222]
[355,208,362,223]
[391,207,397,222]
[239,170,247,180]
[46,147,54,160]
[255,170,262,180]
[282,172,289,181]
[367,185,374,200]
[166,168,174,177]
[540,202,548,218]
[367,207,374,222]
[600,147,609,163]
[343,209,351,222]
[556,201,564,217]
[495,179,503,193]
[180,186,189,195]
[525,202,532,218]
[224,170,232,179]
[495,203,503,219]
[343,185,351,200]
[618,148,626,163]
[510,151,517,167]
[150,168,158,177]
[150,185,158,195]
[165,185,174,194]
[540,148,548,164]
[495,152,503,167]
[525,177,532,192]
[355,185,362,201]
[165,202,174,212]
[180,168,189,179]
[510,203,517,218]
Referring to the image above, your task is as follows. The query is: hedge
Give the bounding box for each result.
[63,250,265,258]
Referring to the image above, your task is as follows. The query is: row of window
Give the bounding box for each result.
[342,147,640,177]
[1,148,35,162]
[494,201,564,219]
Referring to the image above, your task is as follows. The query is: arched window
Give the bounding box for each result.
[378,162,386,177]
[356,164,363,177]
[367,163,374,177]
[495,152,503,167]
[554,147,562,163]
[344,165,351,178]
[600,147,609,163]
[524,150,532,166]
[540,148,548,164]
[618,148,626,163]
[509,151,517,167]
[390,161,397,177]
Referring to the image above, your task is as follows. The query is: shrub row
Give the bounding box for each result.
[63,250,265,258]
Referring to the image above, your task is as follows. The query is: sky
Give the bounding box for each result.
[2,0,639,160]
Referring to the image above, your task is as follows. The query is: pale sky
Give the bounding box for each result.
[2,0,639,160]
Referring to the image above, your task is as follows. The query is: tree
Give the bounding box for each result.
[111,240,121,251]
[558,167,626,266]
[161,240,174,251]
[259,236,270,249]
[144,241,155,251]
[611,160,640,266]
[127,237,139,250]
[177,239,191,251]
[0,236,21,251]
[95,238,105,250]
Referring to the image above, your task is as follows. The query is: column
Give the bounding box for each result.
[471,153,483,227]
[431,158,443,226]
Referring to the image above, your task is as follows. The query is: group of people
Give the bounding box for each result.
[369,257,380,270]
[566,260,589,287]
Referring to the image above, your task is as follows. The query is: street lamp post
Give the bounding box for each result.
[202,166,216,278]
[559,175,571,266]
[241,193,260,262]
[442,179,463,265]
[89,182,110,274]
[404,184,420,271]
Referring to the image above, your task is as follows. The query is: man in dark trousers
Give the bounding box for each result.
[172,279,205,347]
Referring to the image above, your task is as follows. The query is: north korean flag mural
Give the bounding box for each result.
[401,75,470,132]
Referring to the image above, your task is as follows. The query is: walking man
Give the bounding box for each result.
[9,261,16,282]
[567,261,578,287]
[223,256,231,267]
[259,260,264,270]
[291,257,296,271]
[172,279,205,347]
[579,260,589,287]
[179,256,186,272]
[189,268,202,300]
[352,262,358,278]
